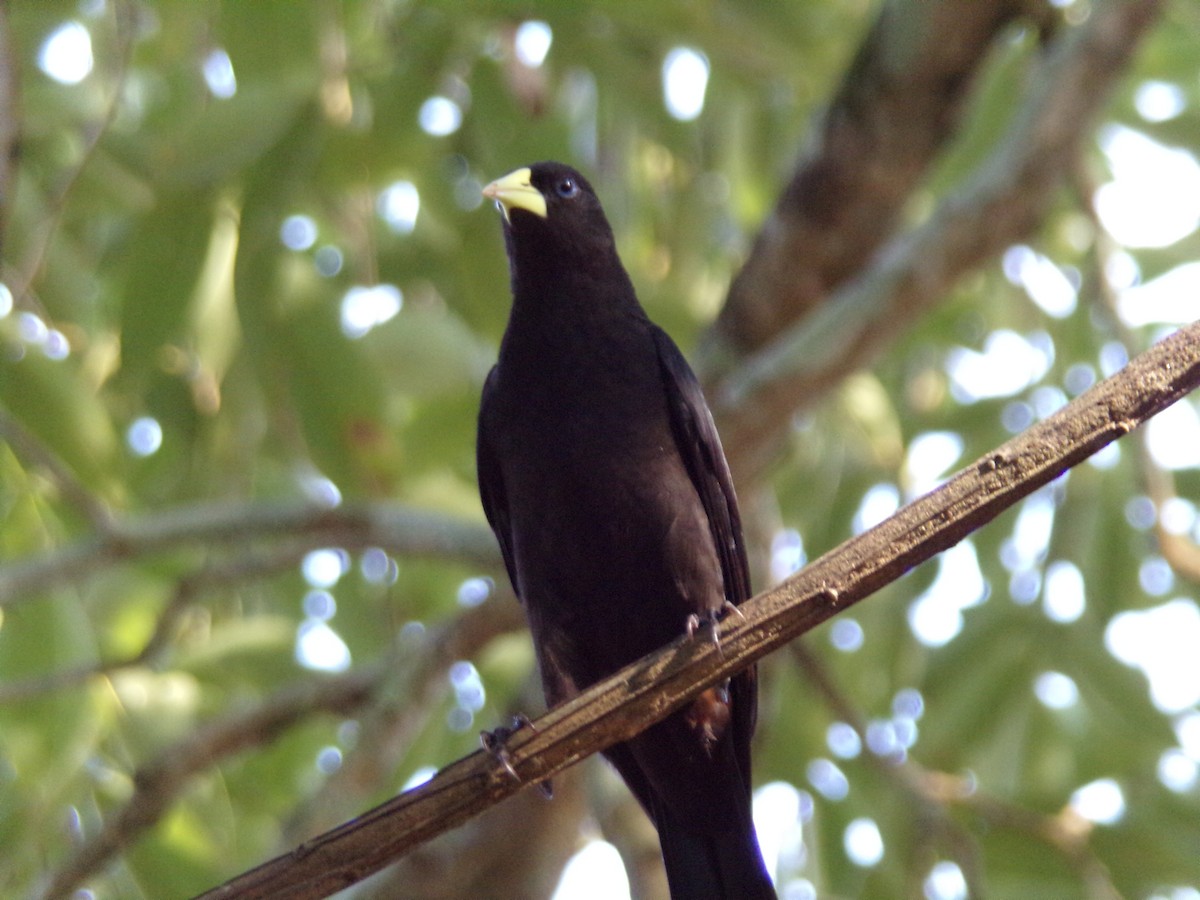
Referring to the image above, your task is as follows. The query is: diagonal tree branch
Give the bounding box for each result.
[706,0,1165,481]
[707,0,1026,360]
[196,319,1200,900]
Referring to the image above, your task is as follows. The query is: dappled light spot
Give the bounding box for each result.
[662,47,709,121]
[843,817,883,867]
[1158,748,1197,793]
[904,431,964,497]
[552,841,630,900]
[826,722,861,759]
[298,470,343,507]
[302,548,348,588]
[1107,599,1200,712]
[865,719,905,759]
[829,618,864,653]
[1009,569,1041,606]
[419,96,462,136]
[0,283,11,317]
[1135,80,1186,122]
[924,860,968,900]
[783,881,817,900]
[1096,126,1200,248]
[1145,399,1200,470]
[515,20,552,68]
[448,660,486,713]
[1003,245,1078,318]
[1070,778,1125,825]
[126,416,163,457]
[1099,340,1129,378]
[203,48,237,99]
[360,547,398,585]
[1160,497,1198,535]
[280,214,318,251]
[314,245,344,277]
[753,781,804,882]
[445,706,472,732]
[908,541,987,647]
[303,589,336,621]
[1001,401,1034,433]
[854,482,900,534]
[1176,712,1200,761]
[1118,261,1200,326]
[1034,671,1079,710]
[807,758,849,801]
[1002,487,1056,571]
[1087,441,1120,470]
[402,766,436,791]
[456,576,492,607]
[892,688,925,720]
[1063,362,1096,396]
[378,180,420,234]
[770,528,806,582]
[38,22,93,84]
[43,329,70,360]
[1042,560,1085,623]
[946,330,1053,402]
[1124,495,1156,531]
[295,620,351,672]
[18,312,48,345]
[315,746,342,775]
[340,284,403,339]
[1139,557,1174,597]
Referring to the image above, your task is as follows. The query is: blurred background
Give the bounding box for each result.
[2,1,1200,898]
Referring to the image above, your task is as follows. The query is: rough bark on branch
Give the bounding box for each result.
[706,0,1166,481]
[196,319,1200,900]
[708,0,1024,359]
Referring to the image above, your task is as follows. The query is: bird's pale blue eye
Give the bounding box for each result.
[555,178,578,198]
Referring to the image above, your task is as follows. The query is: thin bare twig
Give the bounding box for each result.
[0,409,115,533]
[0,501,500,607]
[7,0,136,306]
[0,543,315,703]
[35,599,525,900]
[38,666,382,900]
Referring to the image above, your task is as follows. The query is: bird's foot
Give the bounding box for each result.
[479,714,554,798]
[685,602,746,655]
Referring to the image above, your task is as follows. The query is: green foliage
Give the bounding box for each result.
[2,2,1199,898]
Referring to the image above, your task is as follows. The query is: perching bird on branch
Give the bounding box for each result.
[477,161,774,899]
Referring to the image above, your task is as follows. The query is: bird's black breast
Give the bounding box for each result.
[479,322,725,686]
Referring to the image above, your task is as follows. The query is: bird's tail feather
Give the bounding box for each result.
[656,806,776,900]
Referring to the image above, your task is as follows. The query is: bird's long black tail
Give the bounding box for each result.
[655,804,776,900]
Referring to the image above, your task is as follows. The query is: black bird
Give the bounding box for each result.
[476,162,774,899]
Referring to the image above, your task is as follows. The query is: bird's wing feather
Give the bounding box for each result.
[650,326,758,783]
[650,326,750,606]
[477,366,521,599]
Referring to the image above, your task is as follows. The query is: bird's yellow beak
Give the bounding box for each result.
[482,167,547,223]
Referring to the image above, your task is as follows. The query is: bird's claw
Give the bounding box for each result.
[480,715,554,798]
[480,727,521,781]
[685,602,745,656]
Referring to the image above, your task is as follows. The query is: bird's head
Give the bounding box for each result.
[482,162,618,272]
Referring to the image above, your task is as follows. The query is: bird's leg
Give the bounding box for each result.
[479,714,554,797]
